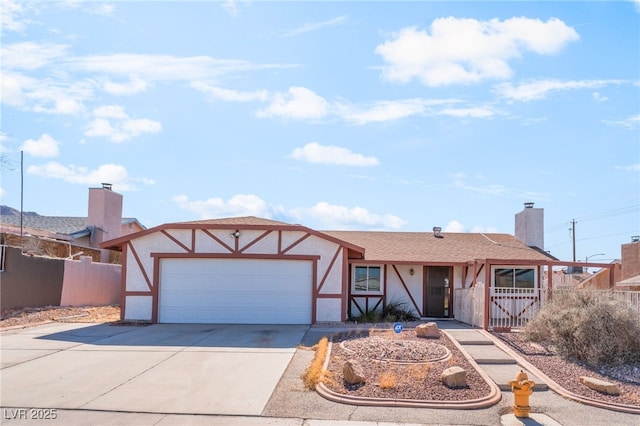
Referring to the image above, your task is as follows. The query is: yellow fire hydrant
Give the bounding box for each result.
[508,370,535,418]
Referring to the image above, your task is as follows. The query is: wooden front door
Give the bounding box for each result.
[424,266,451,317]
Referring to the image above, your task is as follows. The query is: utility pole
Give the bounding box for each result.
[570,219,577,262]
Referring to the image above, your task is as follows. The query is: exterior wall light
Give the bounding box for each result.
[230,230,240,238]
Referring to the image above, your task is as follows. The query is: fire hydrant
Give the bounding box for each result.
[508,370,535,418]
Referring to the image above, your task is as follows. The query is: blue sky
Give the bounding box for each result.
[1,0,639,264]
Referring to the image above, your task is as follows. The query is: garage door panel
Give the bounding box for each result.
[159,259,312,324]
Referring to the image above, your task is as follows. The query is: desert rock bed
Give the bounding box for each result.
[494,331,640,407]
[323,330,493,401]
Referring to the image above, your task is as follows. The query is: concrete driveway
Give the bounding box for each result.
[1,322,308,415]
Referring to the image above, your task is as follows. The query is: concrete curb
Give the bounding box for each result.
[480,329,640,415]
[315,329,502,409]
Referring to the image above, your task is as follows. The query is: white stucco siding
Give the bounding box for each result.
[452,266,464,289]
[280,231,309,250]
[288,236,341,289]
[241,230,279,254]
[316,298,342,322]
[124,295,152,320]
[162,229,193,250]
[125,243,153,292]
[386,265,422,316]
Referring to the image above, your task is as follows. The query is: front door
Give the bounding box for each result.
[424,266,451,317]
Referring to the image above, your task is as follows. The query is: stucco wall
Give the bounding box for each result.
[60,256,121,307]
[0,246,64,313]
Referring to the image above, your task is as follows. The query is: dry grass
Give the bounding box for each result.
[379,367,398,389]
[302,336,329,390]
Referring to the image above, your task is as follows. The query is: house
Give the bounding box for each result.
[0,183,145,262]
[102,203,562,325]
[0,185,143,313]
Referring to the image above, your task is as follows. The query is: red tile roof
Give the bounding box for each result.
[323,230,553,264]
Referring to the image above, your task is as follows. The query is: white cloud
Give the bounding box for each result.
[375,17,579,86]
[279,15,347,37]
[172,194,275,219]
[0,0,36,32]
[257,86,329,120]
[190,81,268,102]
[615,164,640,172]
[444,220,466,232]
[494,79,623,102]
[1,42,70,70]
[87,3,115,16]
[295,202,407,230]
[27,162,153,191]
[103,75,150,95]
[603,114,640,129]
[222,0,240,16]
[592,92,608,103]
[339,99,435,125]
[438,107,496,118]
[21,134,60,158]
[290,142,379,166]
[85,105,162,142]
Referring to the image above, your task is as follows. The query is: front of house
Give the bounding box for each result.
[102,204,557,325]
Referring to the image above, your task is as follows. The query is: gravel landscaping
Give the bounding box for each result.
[494,331,640,407]
[322,329,493,401]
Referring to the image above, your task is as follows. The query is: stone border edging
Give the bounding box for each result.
[480,330,640,415]
[315,329,502,409]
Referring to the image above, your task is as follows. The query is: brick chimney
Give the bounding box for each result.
[515,202,544,250]
[87,183,123,250]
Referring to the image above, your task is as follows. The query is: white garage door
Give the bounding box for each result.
[159,258,312,324]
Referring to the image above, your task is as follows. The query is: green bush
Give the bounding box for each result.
[349,300,418,323]
[524,290,640,366]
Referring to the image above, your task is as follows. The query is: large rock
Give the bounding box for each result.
[441,366,467,388]
[579,376,621,395]
[343,359,366,385]
[416,322,440,338]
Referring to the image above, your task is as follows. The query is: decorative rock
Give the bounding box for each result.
[416,322,440,338]
[441,366,467,388]
[343,359,366,385]
[579,376,621,395]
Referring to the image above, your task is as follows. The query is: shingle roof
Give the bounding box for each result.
[0,215,143,238]
[180,216,294,227]
[322,230,554,263]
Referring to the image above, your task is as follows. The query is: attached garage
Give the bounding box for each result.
[159,258,313,324]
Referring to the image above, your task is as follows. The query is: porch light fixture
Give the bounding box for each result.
[433,227,443,238]
[409,268,414,276]
[230,230,240,238]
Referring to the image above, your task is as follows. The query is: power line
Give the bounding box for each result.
[545,204,640,233]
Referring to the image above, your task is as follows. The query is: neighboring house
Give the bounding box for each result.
[0,184,145,262]
[0,185,143,312]
[103,203,566,326]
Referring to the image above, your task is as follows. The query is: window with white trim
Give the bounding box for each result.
[0,245,6,272]
[493,267,535,289]
[353,265,382,293]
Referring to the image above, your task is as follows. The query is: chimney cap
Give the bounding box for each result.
[524,202,534,209]
[101,183,113,190]
[433,226,443,238]
[632,235,640,243]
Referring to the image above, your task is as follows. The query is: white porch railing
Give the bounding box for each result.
[455,285,639,330]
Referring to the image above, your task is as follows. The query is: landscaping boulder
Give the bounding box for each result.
[416,322,440,338]
[343,359,366,385]
[441,366,467,388]
[579,376,621,396]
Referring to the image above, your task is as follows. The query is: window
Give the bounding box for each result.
[353,265,382,293]
[0,245,5,272]
[494,268,535,289]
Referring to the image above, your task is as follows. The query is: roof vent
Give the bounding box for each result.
[101,183,113,191]
[632,235,640,243]
[524,202,534,209]
[433,226,443,238]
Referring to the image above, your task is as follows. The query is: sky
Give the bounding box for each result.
[1,0,639,265]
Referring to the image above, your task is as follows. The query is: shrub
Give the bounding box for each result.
[379,368,398,389]
[524,290,640,366]
[349,300,418,323]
